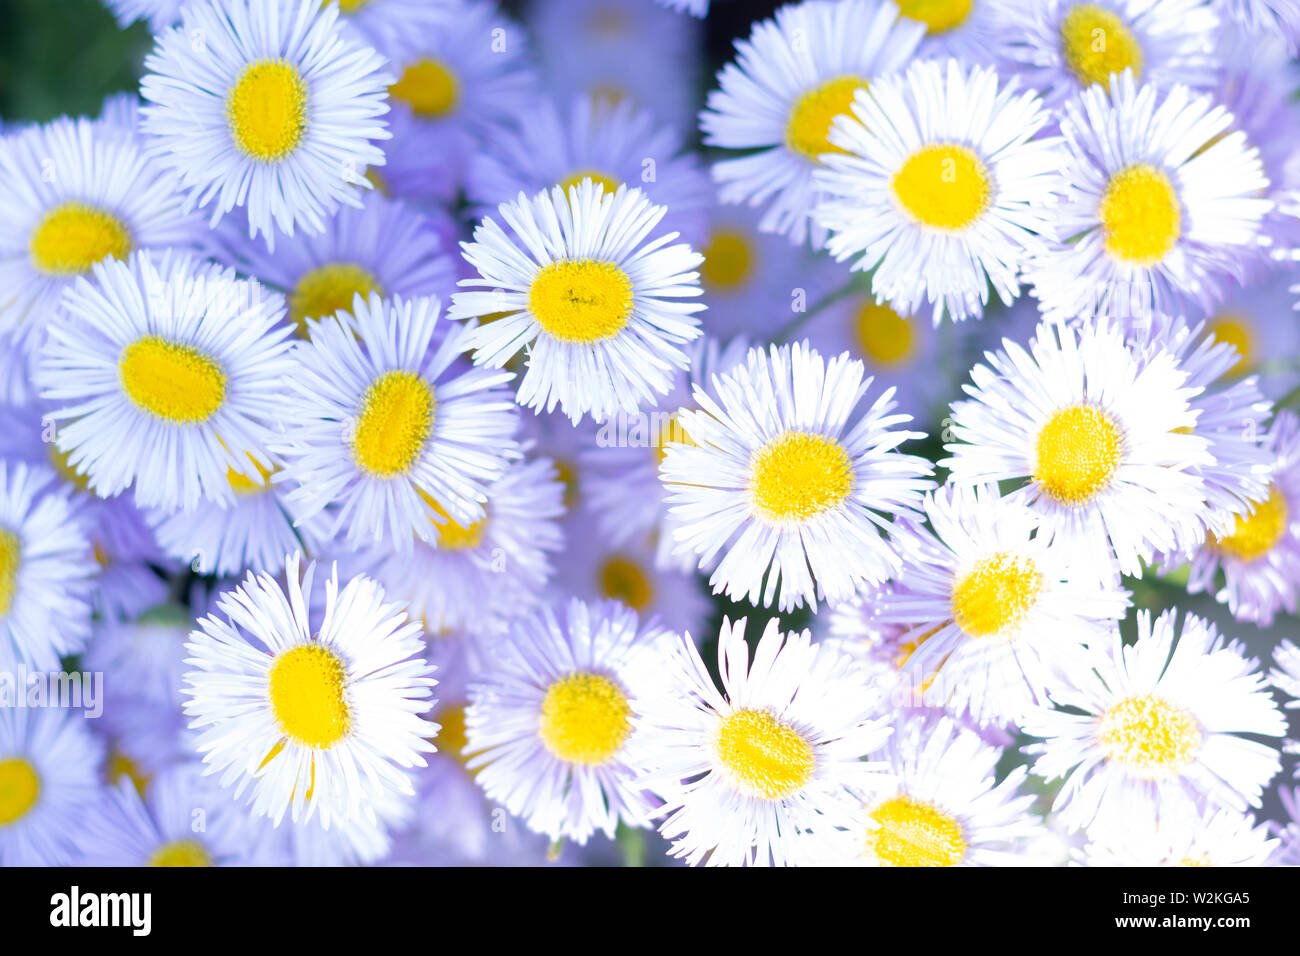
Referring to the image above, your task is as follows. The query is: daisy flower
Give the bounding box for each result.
[814,58,1065,324]
[1196,270,1300,401]
[942,319,1212,579]
[183,552,438,825]
[898,0,1018,62]
[661,341,933,611]
[448,180,705,424]
[1024,610,1285,832]
[0,116,201,353]
[1024,73,1271,326]
[464,598,668,844]
[702,0,925,247]
[1211,0,1300,51]
[348,455,566,636]
[876,484,1130,725]
[331,0,457,58]
[822,715,1043,866]
[1079,803,1277,866]
[274,292,521,551]
[467,94,713,245]
[140,0,391,244]
[208,191,458,336]
[998,0,1219,110]
[637,617,892,867]
[36,250,296,512]
[0,461,96,673]
[379,0,537,204]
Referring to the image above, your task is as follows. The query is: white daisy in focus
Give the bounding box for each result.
[942,319,1212,579]
[464,598,668,844]
[876,484,1130,724]
[661,341,933,611]
[183,552,437,825]
[36,250,296,511]
[1024,73,1271,327]
[701,0,925,247]
[0,706,104,866]
[637,616,892,867]
[448,180,705,424]
[815,58,1065,323]
[1024,610,1284,832]
[274,292,521,551]
[140,0,392,244]
[1079,803,1277,866]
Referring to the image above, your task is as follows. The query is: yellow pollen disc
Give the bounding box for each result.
[528,259,634,343]
[289,263,383,335]
[1175,853,1213,867]
[749,431,853,522]
[553,458,580,510]
[1098,693,1202,780]
[107,749,151,795]
[866,794,967,866]
[1214,485,1288,562]
[599,555,653,611]
[854,300,915,366]
[558,170,620,196]
[1099,163,1181,265]
[654,410,695,464]
[335,0,372,11]
[268,644,351,749]
[1033,404,1123,505]
[950,552,1043,639]
[119,336,226,425]
[714,708,815,800]
[420,491,487,549]
[227,59,308,161]
[1061,3,1143,88]
[351,370,436,478]
[435,702,478,767]
[785,74,870,162]
[0,757,40,826]
[29,202,132,276]
[1207,313,1252,375]
[898,0,973,32]
[227,454,276,495]
[0,528,21,618]
[892,143,991,230]
[148,839,212,867]
[700,228,754,290]
[390,58,460,118]
[538,672,632,765]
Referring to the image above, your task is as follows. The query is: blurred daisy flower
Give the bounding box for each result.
[1079,803,1277,866]
[140,0,391,243]
[816,58,1064,323]
[661,341,933,611]
[1025,610,1284,831]
[183,552,437,825]
[449,180,705,423]
[899,0,1019,62]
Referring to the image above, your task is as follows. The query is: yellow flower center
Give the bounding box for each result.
[1207,313,1252,375]
[854,300,915,365]
[119,336,227,425]
[558,170,620,196]
[0,757,40,826]
[107,748,151,795]
[898,0,973,32]
[226,454,276,495]
[434,702,481,768]
[749,431,853,522]
[289,263,383,335]
[335,0,372,11]
[1214,485,1288,562]
[785,75,870,162]
[148,839,212,867]
[714,708,815,800]
[701,228,754,290]
[950,552,1043,639]
[599,555,653,611]
[892,143,991,230]
[29,202,132,275]
[390,58,459,118]
[351,370,436,478]
[267,644,351,750]
[420,491,487,549]
[1098,693,1202,780]
[0,528,21,618]
[538,672,632,765]
[528,259,634,343]
[1033,404,1123,505]
[227,59,308,161]
[1099,164,1181,265]
[1060,3,1143,87]
[866,794,967,866]
[654,410,694,464]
